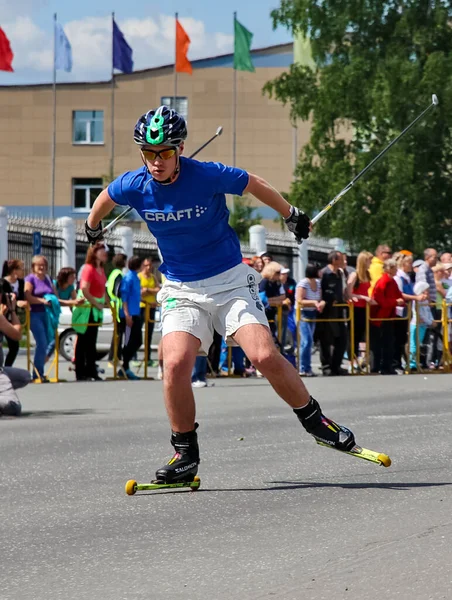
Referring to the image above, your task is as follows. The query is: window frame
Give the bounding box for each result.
[72,110,105,145]
[160,96,188,120]
[72,178,104,213]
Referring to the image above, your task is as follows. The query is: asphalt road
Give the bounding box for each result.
[1,372,452,600]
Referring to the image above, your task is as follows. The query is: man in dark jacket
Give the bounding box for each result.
[319,251,348,376]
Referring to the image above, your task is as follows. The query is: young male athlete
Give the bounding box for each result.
[85,106,355,483]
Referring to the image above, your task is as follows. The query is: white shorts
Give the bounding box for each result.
[157,263,269,353]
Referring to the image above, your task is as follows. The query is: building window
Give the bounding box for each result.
[160,96,188,120]
[72,178,103,212]
[73,111,104,144]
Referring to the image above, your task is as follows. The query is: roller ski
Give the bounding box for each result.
[125,424,201,495]
[294,397,391,468]
[125,477,200,495]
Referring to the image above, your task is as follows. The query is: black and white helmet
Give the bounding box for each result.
[133,105,187,147]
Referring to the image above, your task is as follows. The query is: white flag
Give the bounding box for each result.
[55,22,72,72]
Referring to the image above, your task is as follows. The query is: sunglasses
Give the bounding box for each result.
[141,148,177,161]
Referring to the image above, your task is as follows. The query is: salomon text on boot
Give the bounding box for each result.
[155,423,200,484]
[293,397,355,451]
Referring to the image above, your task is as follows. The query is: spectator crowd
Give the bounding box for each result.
[251,245,452,377]
[0,245,163,392]
[1,241,452,415]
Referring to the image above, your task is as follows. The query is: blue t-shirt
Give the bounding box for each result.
[119,270,141,317]
[53,280,75,301]
[108,157,249,282]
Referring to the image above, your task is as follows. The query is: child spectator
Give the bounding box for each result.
[54,267,83,307]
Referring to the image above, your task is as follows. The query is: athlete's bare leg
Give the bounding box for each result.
[233,324,310,408]
[162,331,200,432]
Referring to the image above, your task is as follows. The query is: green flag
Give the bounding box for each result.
[234,17,255,72]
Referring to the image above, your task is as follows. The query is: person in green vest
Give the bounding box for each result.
[107,253,127,367]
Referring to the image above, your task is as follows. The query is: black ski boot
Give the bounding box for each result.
[155,423,200,483]
[294,397,355,451]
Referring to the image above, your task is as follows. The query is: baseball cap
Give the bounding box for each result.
[280,267,290,274]
[413,282,429,295]
[412,259,424,268]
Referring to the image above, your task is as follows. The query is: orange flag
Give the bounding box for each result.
[175,19,192,74]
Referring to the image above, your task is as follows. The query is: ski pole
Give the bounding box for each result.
[310,94,439,228]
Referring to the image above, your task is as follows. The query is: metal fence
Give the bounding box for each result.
[6,215,349,281]
[7,216,65,278]
[8,231,64,277]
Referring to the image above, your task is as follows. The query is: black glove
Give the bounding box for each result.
[85,220,104,245]
[284,206,311,243]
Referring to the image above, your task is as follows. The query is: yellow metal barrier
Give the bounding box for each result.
[142,303,158,381]
[26,306,108,383]
[25,301,161,383]
[294,297,452,377]
[296,303,355,374]
[444,302,452,370]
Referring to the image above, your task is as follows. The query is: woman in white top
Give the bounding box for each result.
[295,264,325,376]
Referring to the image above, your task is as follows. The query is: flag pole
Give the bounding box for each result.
[174,12,178,109]
[110,12,115,179]
[232,12,237,212]
[50,13,57,219]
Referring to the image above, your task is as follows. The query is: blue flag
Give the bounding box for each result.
[55,22,72,72]
[113,19,133,74]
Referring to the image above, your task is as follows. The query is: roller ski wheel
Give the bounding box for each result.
[315,440,392,467]
[125,479,137,495]
[125,476,201,495]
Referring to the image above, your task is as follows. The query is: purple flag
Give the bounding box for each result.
[113,19,133,74]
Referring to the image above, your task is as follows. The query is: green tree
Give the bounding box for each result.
[229,196,262,241]
[264,0,452,254]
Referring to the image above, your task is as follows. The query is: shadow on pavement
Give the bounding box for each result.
[19,408,97,419]
[131,480,452,496]
[263,480,452,491]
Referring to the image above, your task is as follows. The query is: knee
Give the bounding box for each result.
[247,346,280,371]
[9,368,32,390]
[164,351,195,380]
